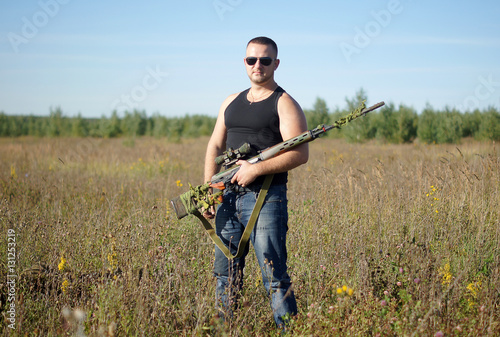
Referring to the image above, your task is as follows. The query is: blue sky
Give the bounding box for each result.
[1,0,499,118]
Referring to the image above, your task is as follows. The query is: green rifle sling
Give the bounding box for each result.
[194,174,274,260]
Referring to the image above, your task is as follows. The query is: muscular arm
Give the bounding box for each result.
[204,94,238,182]
[203,93,238,218]
[231,92,309,187]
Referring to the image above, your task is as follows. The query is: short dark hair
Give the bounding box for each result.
[247,36,278,57]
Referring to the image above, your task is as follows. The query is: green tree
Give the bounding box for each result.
[395,104,418,143]
[435,108,463,144]
[121,110,147,136]
[47,106,65,137]
[417,105,438,143]
[98,111,122,138]
[27,116,43,137]
[374,102,398,143]
[151,114,169,138]
[462,109,482,138]
[71,113,88,137]
[476,107,500,141]
[0,113,19,136]
[342,88,375,143]
[170,118,184,142]
[7,116,24,137]
[305,97,329,128]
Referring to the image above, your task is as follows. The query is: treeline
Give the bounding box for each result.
[1,90,499,143]
[0,108,216,141]
[304,90,500,143]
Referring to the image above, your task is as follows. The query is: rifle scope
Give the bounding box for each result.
[215,142,252,166]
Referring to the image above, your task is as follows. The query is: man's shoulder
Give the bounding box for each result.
[223,90,247,106]
[279,91,293,101]
[220,91,242,111]
[277,90,301,111]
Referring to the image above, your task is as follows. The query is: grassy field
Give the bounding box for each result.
[1,136,499,336]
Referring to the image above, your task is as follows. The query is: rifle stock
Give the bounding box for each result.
[170,101,385,219]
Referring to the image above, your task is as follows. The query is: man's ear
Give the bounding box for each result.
[274,59,280,70]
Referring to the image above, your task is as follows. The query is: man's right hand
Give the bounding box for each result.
[203,206,216,219]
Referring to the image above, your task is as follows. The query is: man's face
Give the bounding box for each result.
[244,43,279,84]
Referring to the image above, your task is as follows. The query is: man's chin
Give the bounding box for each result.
[250,75,269,84]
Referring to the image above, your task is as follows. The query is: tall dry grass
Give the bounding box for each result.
[0,137,499,336]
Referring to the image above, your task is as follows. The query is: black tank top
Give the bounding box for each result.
[225,86,287,185]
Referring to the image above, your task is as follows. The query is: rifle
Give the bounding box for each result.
[170,100,385,219]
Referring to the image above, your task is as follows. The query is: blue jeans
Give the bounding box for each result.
[213,184,297,327]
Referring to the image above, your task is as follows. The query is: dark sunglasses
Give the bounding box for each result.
[245,57,275,66]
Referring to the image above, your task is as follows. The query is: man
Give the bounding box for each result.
[203,36,309,327]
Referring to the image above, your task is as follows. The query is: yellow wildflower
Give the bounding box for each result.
[61,278,69,294]
[466,279,482,308]
[335,285,354,296]
[467,280,481,296]
[176,180,183,187]
[107,239,118,272]
[10,165,17,179]
[58,256,67,271]
[438,263,452,286]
